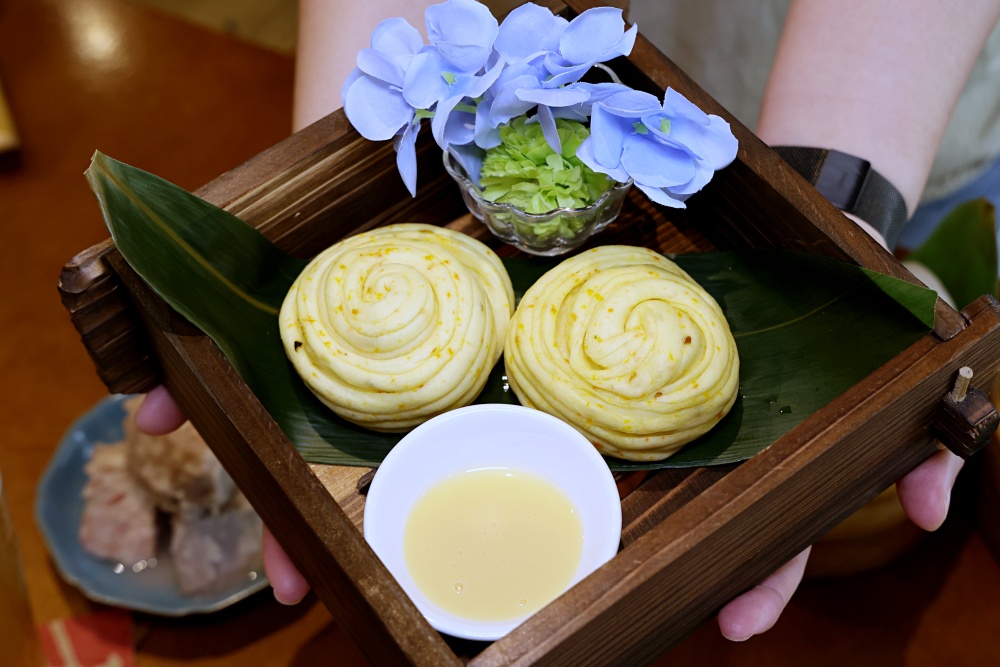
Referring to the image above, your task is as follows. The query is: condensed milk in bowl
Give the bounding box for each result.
[363,404,622,641]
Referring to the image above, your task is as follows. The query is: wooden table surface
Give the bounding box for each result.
[3,0,1000,664]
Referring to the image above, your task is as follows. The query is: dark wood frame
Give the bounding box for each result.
[58,1,1000,664]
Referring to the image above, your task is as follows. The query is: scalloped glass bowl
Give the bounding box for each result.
[442,150,632,256]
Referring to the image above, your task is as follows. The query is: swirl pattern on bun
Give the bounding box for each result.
[280,224,514,431]
[504,245,739,461]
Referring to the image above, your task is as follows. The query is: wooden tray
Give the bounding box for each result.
[58,1,1000,663]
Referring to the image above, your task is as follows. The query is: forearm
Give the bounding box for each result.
[294,0,436,131]
[757,0,1000,216]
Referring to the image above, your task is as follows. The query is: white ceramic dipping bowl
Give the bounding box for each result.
[363,404,622,641]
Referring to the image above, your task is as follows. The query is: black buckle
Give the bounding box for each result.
[772,145,909,249]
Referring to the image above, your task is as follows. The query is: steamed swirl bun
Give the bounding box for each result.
[504,246,739,461]
[280,224,514,431]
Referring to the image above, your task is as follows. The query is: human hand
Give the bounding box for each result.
[133,384,186,435]
[135,385,310,603]
[262,525,311,604]
[716,448,963,641]
[135,385,964,634]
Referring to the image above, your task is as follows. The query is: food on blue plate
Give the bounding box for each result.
[124,405,236,514]
[280,223,514,431]
[79,441,157,565]
[170,494,262,595]
[504,245,740,461]
[78,397,262,595]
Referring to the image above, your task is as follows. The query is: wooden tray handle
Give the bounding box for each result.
[933,365,1000,458]
[58,239,161,395]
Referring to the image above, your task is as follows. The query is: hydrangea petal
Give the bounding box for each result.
[449,143,485,185]
[642,112,696,152]
[436,43,492,73]
[576,82,634,106]
[589,104,627,168]
[536,104,561,155]
[402,51,450,109]
[431,94,464,148]
[598,23,639,63]
[465,56,506,99]
[643,111,738,169]
[495,3,565,62]
[393,120,421,196]
[426,0,498,49]
[551,105,589,122]
[663,87,708,123]
[658,89,736,167]
[636,182,686,208]
[613,24,638,60]
[344,75,414,141]
[620,134,697,187]
[340,67,364,109]
[357,48,404,87]
[599,90,663,118]
[490,74,541,126]
[515,85,590,108]
[370,17,424,59]
[559,7,627,64]
[701,115,739,168]
[555,23,635,70]
[541,57,592,88]
[426,0,498,72]
[576,136,630,182]
[442,106,476,148]
[551,82,631,120]
[488,59,545,98]
[474,99,502,148]
[665,158,715,196]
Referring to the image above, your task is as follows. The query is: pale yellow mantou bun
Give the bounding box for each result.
[504,245,739,461]
[279,224,514,431]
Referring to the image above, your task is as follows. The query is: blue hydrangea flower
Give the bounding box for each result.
[342,17,424,142]
[483,6,636,155]
[486,75,590,154]
[493,3,567,64]
[475,3,572,149]
[341,17,427,195]
[403,0,505,150]
[341,0,737,210]
[577,88,738,207]
[404,49,504,150]
[551,82,634,122]
[484,65,547,128]
[393,118,422,196]
[543,7,637,87]
[425,0,498,72]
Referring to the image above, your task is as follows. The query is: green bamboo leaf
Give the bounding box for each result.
[860,269,938,329]
[86,153,934,470]
[629,251,931,468]
[907,198,998,309]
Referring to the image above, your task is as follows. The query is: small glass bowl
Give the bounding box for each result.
[442,150,632,256]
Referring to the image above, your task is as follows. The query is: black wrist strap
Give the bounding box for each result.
[772,146,908,249]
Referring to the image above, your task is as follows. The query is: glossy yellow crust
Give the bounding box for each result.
[504,245,739,461]
[279,224,514,431]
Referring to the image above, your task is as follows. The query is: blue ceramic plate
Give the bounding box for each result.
[35,394,269,616]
